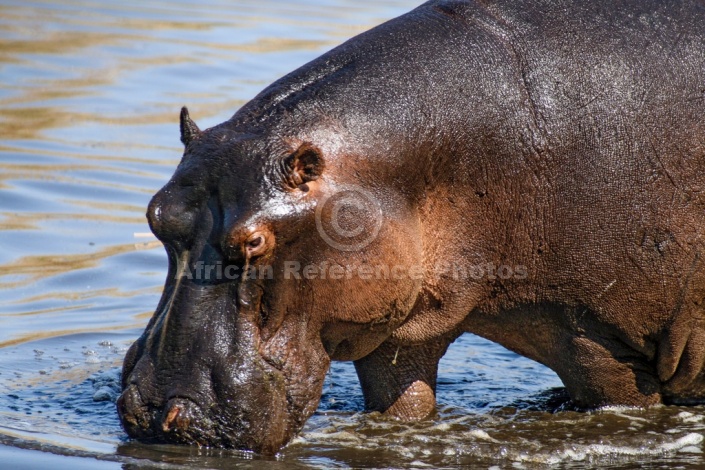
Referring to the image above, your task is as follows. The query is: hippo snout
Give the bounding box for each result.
[117,330,302,453]
[117,382,235,448]
[117,381,210,446]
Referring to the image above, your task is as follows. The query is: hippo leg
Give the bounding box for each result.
[354,336,456,419]
[659,313,705,403]
[554,333,662,408]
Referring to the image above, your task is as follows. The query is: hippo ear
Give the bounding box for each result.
[180,106,200,147]
[283,142,325,188]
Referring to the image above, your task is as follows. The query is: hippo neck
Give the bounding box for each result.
[224,2,533,195]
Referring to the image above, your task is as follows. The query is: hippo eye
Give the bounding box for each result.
[245,232,268,257]
[248,236,263,249]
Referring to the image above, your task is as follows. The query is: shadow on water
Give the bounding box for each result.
[2,0,705,468]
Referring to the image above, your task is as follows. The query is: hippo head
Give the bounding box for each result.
[117,108,424,453]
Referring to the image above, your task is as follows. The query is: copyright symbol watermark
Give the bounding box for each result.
[315,184,383,251]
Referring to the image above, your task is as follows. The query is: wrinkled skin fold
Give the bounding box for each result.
[119,0,705,454]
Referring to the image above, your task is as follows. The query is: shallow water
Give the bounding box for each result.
[1,0,705,468]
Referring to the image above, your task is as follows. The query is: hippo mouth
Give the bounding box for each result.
[116,279,297,453]
[117,353,293,453]
[118,392,238,449]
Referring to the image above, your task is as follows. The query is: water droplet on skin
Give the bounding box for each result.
[238,284,252,307]
[238,282,261,309]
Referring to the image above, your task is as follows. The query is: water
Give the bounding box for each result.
[1,0,704,468]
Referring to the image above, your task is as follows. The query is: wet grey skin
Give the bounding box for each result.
[119,0,705,454]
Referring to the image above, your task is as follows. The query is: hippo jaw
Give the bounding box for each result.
[116,274,330,454]
[117,358,298,453]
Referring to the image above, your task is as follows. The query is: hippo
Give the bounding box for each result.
[117,0,705,454]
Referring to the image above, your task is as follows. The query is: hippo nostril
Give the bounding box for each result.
[116,393,137,427]
[161,398,195,433]
[117,384,148,430]
[162,404,182,432]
